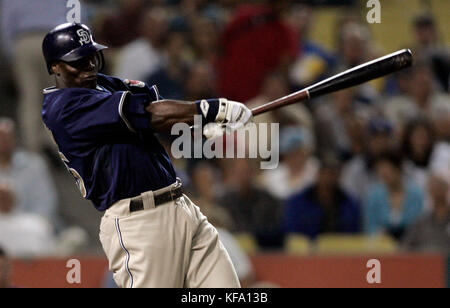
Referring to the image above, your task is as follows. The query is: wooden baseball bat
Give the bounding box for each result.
[251,49,413,116]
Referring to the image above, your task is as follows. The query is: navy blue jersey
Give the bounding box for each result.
[42,74,177,211]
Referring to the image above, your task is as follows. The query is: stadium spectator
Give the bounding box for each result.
[218,159,284,249]
[287,4,336,90]
[216,2,297,102]
[314,88,372,161]
[184,61,217,101]
[0,118,59,225]
[97,0,146,48]
[0,0,68,153]
[401,118,436,211]
[113,7,168,81]
[284,156,361,239]
[383,62,450,130]
[428,139,450,202]
[429,99,450,143]
[336,22,370,67]
[0,246,12,288]
[145,29,189,100]
[189,17,220,64]
[0,182,57,257]
[187,160,233,230]
[247,72,314,139]
[411,12,449,92]
[341,117,394,203]
[260,126,318,201]
[334,21,382,105]
[246,72,314,165]
[402,173,449,254]
[364,153,424,240]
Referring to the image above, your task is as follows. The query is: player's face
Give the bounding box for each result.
[53,53,99,89]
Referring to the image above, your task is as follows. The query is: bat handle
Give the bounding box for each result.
[251,90,310,116]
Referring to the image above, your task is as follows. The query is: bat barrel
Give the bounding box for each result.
[307,49,413,98]
[250,49,413,117]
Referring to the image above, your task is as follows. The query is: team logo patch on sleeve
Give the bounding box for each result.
[124,79,145,88]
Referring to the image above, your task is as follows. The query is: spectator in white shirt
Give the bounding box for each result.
[113,7,167,81]
[261,126,319,200]
[0,182,56,257]
[0,118,58,224]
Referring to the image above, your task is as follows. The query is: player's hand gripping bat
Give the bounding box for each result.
[251,49,413,116]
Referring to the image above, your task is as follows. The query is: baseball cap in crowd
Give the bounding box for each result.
[279,126,314,154]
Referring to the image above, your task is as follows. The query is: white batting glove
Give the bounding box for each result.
[216,99,253,127]
[204,99,253,139]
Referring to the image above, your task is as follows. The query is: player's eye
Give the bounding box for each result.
[66,54,99,70]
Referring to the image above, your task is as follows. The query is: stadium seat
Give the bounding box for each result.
[284,234,312,255]
[233,233,259,254]
[315,233,398,254]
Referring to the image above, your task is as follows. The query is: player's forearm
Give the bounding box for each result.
[146,98,253,135]
[146,100,197,132]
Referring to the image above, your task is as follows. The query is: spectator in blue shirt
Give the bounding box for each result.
[364,153,424,239]
[284,156,361,239]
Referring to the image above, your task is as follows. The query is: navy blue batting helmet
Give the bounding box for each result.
[42,23,108,75]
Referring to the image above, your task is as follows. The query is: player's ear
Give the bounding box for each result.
[51,63,61,76]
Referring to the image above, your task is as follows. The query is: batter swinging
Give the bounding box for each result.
[41,23,252,288]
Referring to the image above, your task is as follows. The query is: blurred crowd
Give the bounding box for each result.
[0,0,448,279]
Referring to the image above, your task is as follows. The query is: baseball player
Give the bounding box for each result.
[41,23,252,288]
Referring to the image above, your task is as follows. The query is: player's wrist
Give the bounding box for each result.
[195,98,227,125]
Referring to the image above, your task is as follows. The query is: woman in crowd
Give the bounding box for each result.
[364,153,424,240]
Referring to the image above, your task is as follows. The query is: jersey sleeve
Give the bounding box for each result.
[57,89,152,141]
[122,82,162,132]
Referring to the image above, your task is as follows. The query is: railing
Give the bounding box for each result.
[10,252,448,288]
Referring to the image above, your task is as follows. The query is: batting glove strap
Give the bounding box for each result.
[195,98,222,125]
[195,98,253,127]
